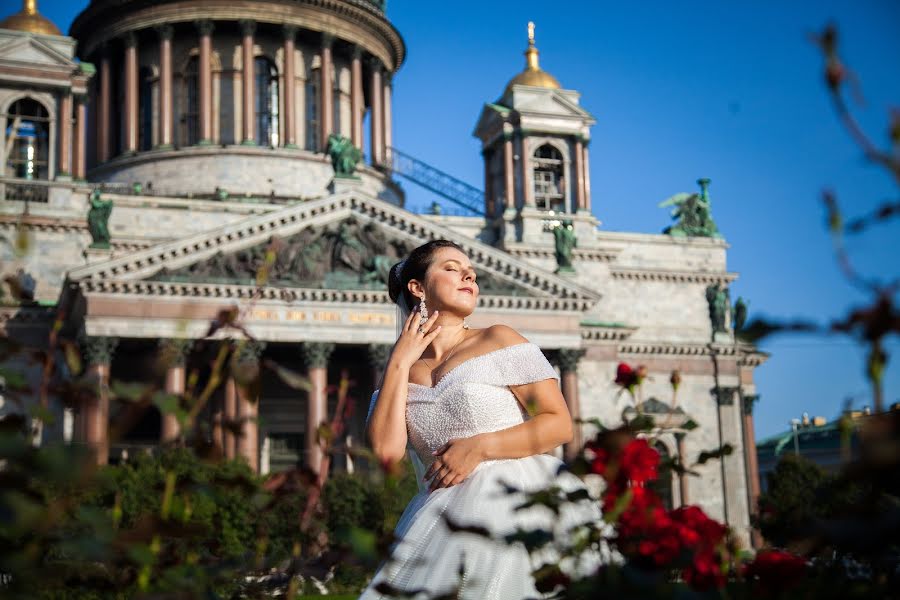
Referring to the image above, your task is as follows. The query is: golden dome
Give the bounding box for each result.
[0,0,61,37]
[503,22,561,95]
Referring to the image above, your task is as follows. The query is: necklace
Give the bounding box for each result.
[420,329,468,381]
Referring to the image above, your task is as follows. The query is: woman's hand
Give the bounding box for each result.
[424,435,485,492]
[388,304,442,371]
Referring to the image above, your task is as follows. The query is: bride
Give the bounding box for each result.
[360,239,601,599]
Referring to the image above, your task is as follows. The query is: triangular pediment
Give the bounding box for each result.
[0,35,76,69]
[512,88,594,121]
[67,191,600,304]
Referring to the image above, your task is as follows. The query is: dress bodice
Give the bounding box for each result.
[369,342,559,469]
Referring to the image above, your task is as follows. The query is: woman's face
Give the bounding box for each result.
[411,247,479,316]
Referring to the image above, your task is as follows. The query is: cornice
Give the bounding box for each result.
[581,325,637,343]
[611,267,738,286]
[0,214,85,233]
[76,280,595,312]
[506,245,620,263]
[618,341,765,364]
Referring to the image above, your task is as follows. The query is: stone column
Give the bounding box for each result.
[483,149,494,216]
[156,25,174,149]
[520,135,534,207]
[350,47,363,150]
[282,25,297,148]
[383,75,393,159]
[582,143,592,212]
[367,343,392,393]
[159,339,193,444]
[676,432,689,506]
[319,34,334,150]
[57,91,72,178]
[196,20,214,145]
[301,342,335,474]
[742,393,762,548]
[98,50,111,162]
[239,20,256,145]
[368,58,383,166]
[503,136,515,210]
[234,340,265,472]
[123,32,138,153]
[557,348,585,461]
[222,377,237,459]
[573,138,585,211]
[83,336,118,465]
[73,95,87,179]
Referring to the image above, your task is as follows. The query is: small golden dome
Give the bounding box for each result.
[0,0,61,37]
[503,22,561,95]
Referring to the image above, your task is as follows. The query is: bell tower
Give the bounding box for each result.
[473,22,597,247]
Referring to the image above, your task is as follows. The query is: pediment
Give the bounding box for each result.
[68,191,600,304]
[0,35,76,69]
[513,89,594,121]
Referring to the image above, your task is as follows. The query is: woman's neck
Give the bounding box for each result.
[427,316,468,358]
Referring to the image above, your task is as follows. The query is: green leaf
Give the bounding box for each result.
[0,367,29,391]
[111,380,152,402]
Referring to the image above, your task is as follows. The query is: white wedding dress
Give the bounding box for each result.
[359,342,602,600]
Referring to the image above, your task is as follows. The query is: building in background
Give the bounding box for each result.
[0,0,767,546]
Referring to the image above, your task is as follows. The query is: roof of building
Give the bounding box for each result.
[503,22,561,96]
[0,0,61,36]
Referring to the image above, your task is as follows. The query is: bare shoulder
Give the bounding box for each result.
[482,324,529,349]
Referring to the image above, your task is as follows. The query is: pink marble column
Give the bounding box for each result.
[196,20,214,145]
[236,382,259,472]
[123,32,138,153]
[98,51,111,162]
[368,59,383,166]
[742,394,763,548]
[223,378,237,458]
[302,342,334,475]
[319,34,334,150]
[484,149,494,216]
[574,138,585,211]
[83,337,117,466]
[558,349,585,462]
[350,47,363,149]
[57,91,72,177]
[160,339,192,444]
[520,136,534,207]
[73,95,86,179]
[503,136,515,209]
[582,143,592,212]
[383,75,392,160]
[282,25,297,147]
[240,20,256,144]
[156,25,173,148]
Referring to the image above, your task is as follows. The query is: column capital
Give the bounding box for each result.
[741,393,760,416]
[122,30,137,48]
[710,385,739,406]
[283,24,298,41]
[234,339,266,363]
[556,348,586,373]
[321,32,335,48]
[352,45,364,60]
[301,342,335,369]
[83,336,119,365]
[155,24,174,40]
[195,19,215,36]
[366,56,383,72]
[367,343,392,371]
[239,19,256,37]
[158,338,194,367]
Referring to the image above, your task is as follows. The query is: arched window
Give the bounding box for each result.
[181,56,199,146]
[305,70,319,151]
[138,66,154,151]
[649,442,675,511]
[533,144,565,212]
[254,57,279,147]
[4,98,50,180]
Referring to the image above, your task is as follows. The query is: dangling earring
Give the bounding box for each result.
[462,320,470,330]
[418,297,428,325]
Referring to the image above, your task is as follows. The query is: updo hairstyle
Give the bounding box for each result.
[388,239,465,309]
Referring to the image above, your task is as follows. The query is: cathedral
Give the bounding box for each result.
[0,0,766,546]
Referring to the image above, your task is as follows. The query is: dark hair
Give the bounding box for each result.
[388,239,465,308]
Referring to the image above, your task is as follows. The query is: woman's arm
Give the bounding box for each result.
[366,308,442,465]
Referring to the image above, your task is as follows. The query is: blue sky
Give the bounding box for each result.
[36,0,900,438]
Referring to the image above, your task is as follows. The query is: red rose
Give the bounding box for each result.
[683,548,725,590]
[742,550,807,591]
[670,506,727,547]
[615,363,638,388]
[619,439,659,484]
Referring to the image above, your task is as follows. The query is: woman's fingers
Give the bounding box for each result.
[423,459,442,481]
[404,304,419,332]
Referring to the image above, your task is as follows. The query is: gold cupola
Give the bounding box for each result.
[0,0,62,36]
[503,22,561,95]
